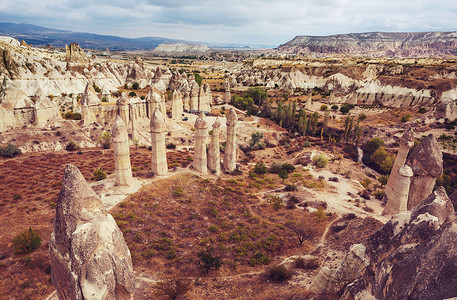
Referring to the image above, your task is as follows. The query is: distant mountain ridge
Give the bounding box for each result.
[278,32,457,57]
[0,22,189,51]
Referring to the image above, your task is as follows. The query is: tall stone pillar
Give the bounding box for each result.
[407,134,443,210]
[382,165,413,215]
[116,93,130,127]
[190,83,199,112]
[112,115,133,186]
[224,108,237,172]
[171,90,183,119]
[224,77,231,104]
[183,92,190,112]
[193,112,208,174]
[305,92,312,110]
[384,128,415,202]
[150,109,168,176]
[199,83,211,113]
[208,118,221,175]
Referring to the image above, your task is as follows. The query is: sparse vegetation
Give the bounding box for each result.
[312,153,329,168]
[0,144,21,158]
[12,227,41,254]
[93,167,107,181]
[98,131,111,149]
[65,140,79,151]
[197,247,223,273]
[267,264,292,282]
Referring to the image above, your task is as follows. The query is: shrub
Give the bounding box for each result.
[418,107,427,114]
[65,140,79,151]
[267,265,291,282]
[128,91,137,97]
[320,104,328,111]
[101,96,108,102]
[63,111,82,120]
[12,227,41,254]
[312,154,329,168]
[93,167,107,181]
[249,251,270,266]
[172,186,183,198]
[0,144,21,158]
[92,84,101,93]
[254,161,268,174]
[197,247,223,273]
[132,82,140,90]
[378,174,389,186]
[401,114,411,122]
[331,104,339,111]
[278,169,289,182]
[166,143,177,149]
[268,195,283,211]
[284,184,297,191]
[339,103,354,114]
[155,277,191,300]
[98,131,111,149]
[295,257,320,270]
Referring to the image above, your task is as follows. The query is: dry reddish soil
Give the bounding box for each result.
[0,147,190,299]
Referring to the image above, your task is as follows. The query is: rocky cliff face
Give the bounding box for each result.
[152,43,211,54]
[278,32,457,57]
[233,63,457,120]
[312,187,457,299]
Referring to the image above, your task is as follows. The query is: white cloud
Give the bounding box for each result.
[1,0,457,46]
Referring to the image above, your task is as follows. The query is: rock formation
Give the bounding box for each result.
[116,93,130,127]
[146,86,166,117]
[223,108,237,172]
[193,112,208,174]
[305,92,312,110]
[65,43,88,64]
[224,77,231,104]
[182,91,190,112]
[207,118,221,175]
[277,31,457,57]
[337,187,457,300]
[190,83,199,112]
[151,43,211,55]
[33,88,59,128]
[112,115,133,186]
[199,83,211,112]
[150,109,168,176]
[406,134,443,209]
[382,165,413,215]
[49,164,135,299]
[171,89,183,119]
[383,128,415,206]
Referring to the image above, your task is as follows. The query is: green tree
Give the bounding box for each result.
[12,227,41,254]
[98,131,111,149]
[193,72,203,86]
[197,247,222,273]
[278,169,289,183]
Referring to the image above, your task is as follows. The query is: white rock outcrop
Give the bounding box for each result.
[49,164,135,299]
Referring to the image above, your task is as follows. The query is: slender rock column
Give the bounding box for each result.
[171,90,183,119]
[193,112,208,174]
[305,92,312,110]
[208,118,221,175]
[112,115,133,186]
[224,108,237,172]
[384,128,414,202]
[407,134,443,210]
[150,109,168,176]
[224,77,231,104]
[190,83,199,112]
[117,93,130,127]
[383,165,413,215]
[199,84,211,112]
[183,92,190,112]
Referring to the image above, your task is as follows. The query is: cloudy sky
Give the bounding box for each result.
[1,0,456,46]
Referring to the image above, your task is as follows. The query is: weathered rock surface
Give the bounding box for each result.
[406,134,443,209]
[65,43,89,64]
[278,31,457,57]
[152,43,210,54]
[317,187,457,300]
[49,164,135,299]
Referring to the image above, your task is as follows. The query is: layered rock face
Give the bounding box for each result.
[151,43,211,55]
[49,164,135,299]
[278,31,457,57]
[313,187,457,299]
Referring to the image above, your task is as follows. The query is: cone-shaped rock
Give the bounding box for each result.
[208,118,221,175]
[49,164,135,299]
[224,108,237,172]
[193,112,208,174]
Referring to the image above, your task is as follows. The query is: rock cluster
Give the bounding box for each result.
[49,164,135,299]
[65,43,89,64]
[312,187,457,300]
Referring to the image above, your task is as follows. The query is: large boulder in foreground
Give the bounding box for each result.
[312,187,457,299]
[49,164,135,299]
